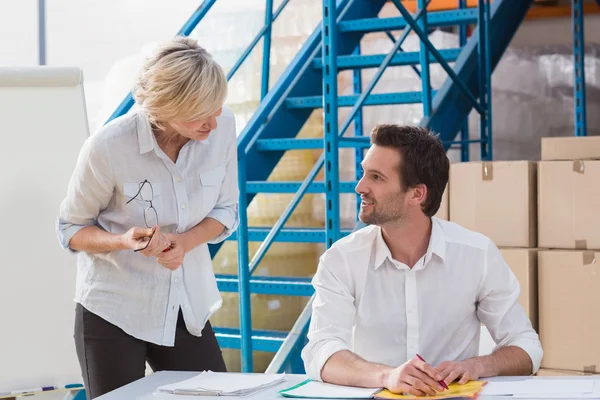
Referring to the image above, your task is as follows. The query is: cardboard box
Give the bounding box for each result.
[541,136,600,161]
[434,184,449,221]
[499,248,538,330]
[538,160,600,250]
[450,161,537,248]
[536,368,596,377]
[538,250,600,372]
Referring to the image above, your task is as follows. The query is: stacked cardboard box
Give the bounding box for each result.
[449,161,539,329]
[537,136,600,376]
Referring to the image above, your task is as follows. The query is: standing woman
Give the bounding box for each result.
[57,36,239,399]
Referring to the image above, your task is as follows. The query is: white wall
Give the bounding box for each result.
[0,67,89,392]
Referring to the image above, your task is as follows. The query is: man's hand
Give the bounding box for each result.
[155,233,187,271]
[121,226,170,257]
[437,359,483,385]
[383,357,446,396]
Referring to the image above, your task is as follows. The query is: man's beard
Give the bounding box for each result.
[358,191,407,226]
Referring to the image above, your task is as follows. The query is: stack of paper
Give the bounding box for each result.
[155,371,286,396]
[483,379,600,399]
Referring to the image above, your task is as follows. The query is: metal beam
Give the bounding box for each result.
[338,9,477,33]
[286,91,436,108]
[572,0,587,136]
[216,275,314,296]
[215,328,287,352]
[312,48,461,70]
[246,181,358,194]
[256,137,371,151]
[226,228,352,243]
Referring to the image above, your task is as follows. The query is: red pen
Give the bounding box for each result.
[416,353,449,390]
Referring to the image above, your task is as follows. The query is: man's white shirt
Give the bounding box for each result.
[302,218,542,380]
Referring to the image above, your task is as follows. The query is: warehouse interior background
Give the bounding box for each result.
[0,0,599,398]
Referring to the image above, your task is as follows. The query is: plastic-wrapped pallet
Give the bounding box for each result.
[463,44,600,162]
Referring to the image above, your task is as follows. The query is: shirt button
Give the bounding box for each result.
[174,278,180,283]
[176,177,182,182]
[181,204,186,209]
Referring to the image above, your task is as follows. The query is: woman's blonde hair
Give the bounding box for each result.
[133,36,227,127]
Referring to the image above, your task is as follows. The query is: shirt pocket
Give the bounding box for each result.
[199,165,226,214]
[123,182,163,228]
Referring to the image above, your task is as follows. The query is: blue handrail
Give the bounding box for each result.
[261,0,274,99]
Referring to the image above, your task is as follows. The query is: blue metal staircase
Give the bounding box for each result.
[106,0,591,377]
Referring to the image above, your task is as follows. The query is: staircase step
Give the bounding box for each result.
[256,137,371,151]
[214,328,287,352]
[246,181,358,194]
[286,91,436,109]
[339,9,477,33]
[227,228,352,243]
[313,48,461,70]
[216,274,315,296]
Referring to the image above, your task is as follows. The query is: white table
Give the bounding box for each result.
[96,372,600,400]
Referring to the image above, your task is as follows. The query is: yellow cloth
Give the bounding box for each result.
[374,380,486,399]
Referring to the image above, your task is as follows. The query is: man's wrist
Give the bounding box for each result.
[468,356,493,378]
[378,366,393,388]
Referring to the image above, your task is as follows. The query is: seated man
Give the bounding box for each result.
[301,125,542,396]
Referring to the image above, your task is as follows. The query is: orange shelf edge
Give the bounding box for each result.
[399,0,600,20]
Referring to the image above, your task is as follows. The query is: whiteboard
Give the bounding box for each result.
[0,67,89,392]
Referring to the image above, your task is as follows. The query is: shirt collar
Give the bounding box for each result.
[373,218,446,270]
[137,111,156,154]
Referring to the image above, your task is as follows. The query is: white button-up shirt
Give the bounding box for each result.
[57,107,239,346]
[302,218,542,380]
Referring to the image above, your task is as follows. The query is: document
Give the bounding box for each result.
[483,378,600,398]
[279,379,486,399]
[155,371,286,396]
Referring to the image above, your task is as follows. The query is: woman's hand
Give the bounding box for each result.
[155,233,188,271]
[121,226,170,257]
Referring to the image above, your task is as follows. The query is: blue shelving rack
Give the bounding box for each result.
[105,0,591,379]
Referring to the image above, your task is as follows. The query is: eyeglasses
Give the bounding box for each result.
[126,179,159,252]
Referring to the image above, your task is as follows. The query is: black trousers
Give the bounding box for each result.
[74,303,227,399]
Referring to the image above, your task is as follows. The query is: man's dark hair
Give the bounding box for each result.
[370,124,449,217]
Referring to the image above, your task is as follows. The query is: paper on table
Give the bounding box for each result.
[279,379,486,399]
[375,381,486,399]
[483,379,599,398]
[279,379,380,399]
[156,371,286,396]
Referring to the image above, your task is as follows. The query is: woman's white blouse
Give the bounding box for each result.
[57,107,239,346]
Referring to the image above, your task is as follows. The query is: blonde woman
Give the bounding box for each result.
[57,36,238,398]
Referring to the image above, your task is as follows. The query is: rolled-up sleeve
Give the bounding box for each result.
[57,134,114,253]
[476,240,543,374]
[206,114,239,244]
[301,251,356,381]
